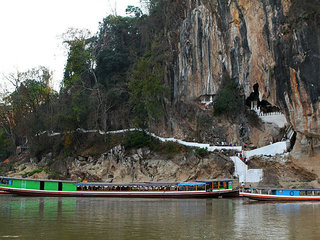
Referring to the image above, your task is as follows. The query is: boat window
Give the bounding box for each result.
[187,185,196,191]
[58,182,63,191]
[0,178,11,185]
[300,191,309,196]
[179,186,187,191]
[0,178,12,185]
[40,181,45,190]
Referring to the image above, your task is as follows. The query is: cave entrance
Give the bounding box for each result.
[259,100,280,114]
[245,83,280,114]
[245,83,260,111]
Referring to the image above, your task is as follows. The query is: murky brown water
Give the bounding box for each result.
[1,195,320,239]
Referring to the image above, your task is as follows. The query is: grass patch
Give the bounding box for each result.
[22,169,43,178]
[123,131,189,156]
[123,131,151,149]
[81,147,100,157]
[194,147,209,158]
[246,110,261,127]
[44,168,63,179]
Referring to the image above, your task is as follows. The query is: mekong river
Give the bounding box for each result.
[1,196,320,239]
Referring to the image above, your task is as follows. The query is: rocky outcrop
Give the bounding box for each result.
[6,146,319,188]
[6,146,235,183]
[67,145,234,182]
[168,0,320,157]
[248,155,319,188]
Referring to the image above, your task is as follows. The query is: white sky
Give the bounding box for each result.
[0,0,141,92]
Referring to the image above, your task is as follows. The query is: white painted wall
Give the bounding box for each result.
[259,114,287,128]
[230,156,263,183]
[244,141,287,159]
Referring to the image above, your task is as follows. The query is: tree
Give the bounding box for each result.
[59,29,99,130]
[1,67,56,150]
[95,15,141,89]
[0,128,11,161]
[0,103,15,159]
[128,57,167,128]
[63,39,92,89]
[213,78,244,117]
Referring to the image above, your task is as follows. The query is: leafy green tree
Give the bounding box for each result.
[213,78,244,117]
[128,57,167,128]
[0,129,11,161]
[59,29,97,130]
[95,15,141,89]
[63,39,92,89]
[2,67,56,149]
[0,103,14,159]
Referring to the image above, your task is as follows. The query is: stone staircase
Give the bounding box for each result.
[230,156,263,183]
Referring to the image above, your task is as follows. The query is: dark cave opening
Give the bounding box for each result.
[245,83,280,114]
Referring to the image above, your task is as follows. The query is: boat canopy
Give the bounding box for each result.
[199,179,233,183]
[178,182,206,186]
[76,182,208,187]
[75,183,177,187]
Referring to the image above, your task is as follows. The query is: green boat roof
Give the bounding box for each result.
[0,176,76,183]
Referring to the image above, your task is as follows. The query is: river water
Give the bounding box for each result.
[1,196,320,240]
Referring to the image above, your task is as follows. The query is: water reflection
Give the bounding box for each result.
[1,196,320,239]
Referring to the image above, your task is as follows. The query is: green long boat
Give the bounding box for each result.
[0,176,238,198]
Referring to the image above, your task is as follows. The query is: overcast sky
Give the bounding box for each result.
[0,0,141,92]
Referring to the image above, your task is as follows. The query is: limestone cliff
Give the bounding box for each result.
[6,146,235,183]
[162,0,319,158]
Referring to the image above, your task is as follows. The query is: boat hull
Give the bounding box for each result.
[0,186,238,198]
[240,192,320,201]
[0,190,10,194]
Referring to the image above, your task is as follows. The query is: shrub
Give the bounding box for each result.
[161,141,183,154]
[194,147,208,158]
[22,169,43,178]
[44,168,63,179]
[123,131,151,149]
[246,110,261,127]
[213,78,243,117]
[300,12,309,19]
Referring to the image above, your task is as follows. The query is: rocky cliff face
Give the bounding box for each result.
[7,146,235,183]
[167,0,319,156]
[7,146,319,188]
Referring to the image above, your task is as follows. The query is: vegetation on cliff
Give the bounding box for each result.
[1,0,318,167]
[0,0,176,161]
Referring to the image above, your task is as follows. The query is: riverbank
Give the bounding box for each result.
[1,130,318,188]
